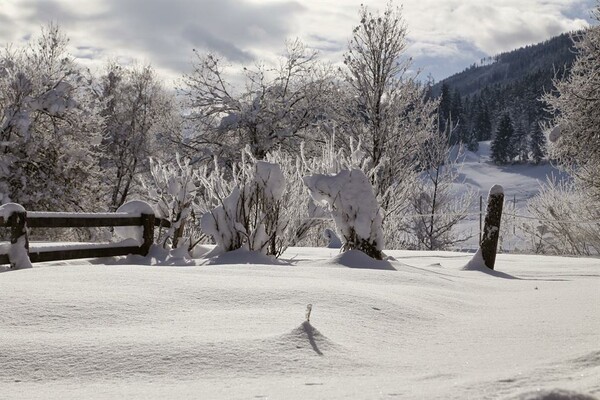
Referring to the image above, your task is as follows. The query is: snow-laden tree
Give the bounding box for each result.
[525,8,600,255]
[543,7,600,200]
[0,24,102,211]
[181,40,332,160]
[338,3,438,205]
[99,62,181,211]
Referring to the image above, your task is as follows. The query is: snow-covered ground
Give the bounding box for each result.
[1,247,598,400]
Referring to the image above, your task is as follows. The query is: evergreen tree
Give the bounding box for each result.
[511,120,529,162]
[529,122,546,164]
[491,113,515,164]
[473,101,492,141]
[438,83,452,133]
[465,128,479,152]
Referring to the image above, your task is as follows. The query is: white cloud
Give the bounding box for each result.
[0,0,595,83]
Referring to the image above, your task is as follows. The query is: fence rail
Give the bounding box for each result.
[0,206,170,268]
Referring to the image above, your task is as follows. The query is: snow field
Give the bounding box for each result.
[0,247,598,399]
[450,142,568,251]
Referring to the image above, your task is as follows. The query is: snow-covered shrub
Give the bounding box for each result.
[300,134,419,251]
[144,155,201,251]
[523,179,600,255]
[263,147,329,252]
[200,151,288,256]
[196,144,333,257]
[303,169,384,260]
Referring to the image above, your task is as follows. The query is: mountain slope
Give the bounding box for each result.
[433,32,577,98]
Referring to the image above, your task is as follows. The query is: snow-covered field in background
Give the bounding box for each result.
[1,247,598,400]
[452,142,567,251]
[455,142,565,204]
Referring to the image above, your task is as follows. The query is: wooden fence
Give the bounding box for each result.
[0,208,170,267]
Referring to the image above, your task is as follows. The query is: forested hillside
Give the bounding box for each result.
[432,32,578,161]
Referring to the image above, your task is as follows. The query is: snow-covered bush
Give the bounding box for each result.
[303,169,384,260]
[144,155,201,251]
[264,147,329,252]
[200,151,288,256]
[523,179,600,255]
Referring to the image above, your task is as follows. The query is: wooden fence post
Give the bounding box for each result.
[9,211,30,269]
[140,213,155,256]
[480,185,504,270]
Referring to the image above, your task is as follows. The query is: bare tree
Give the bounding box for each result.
[181,40,333,160]
[339,3,438,206]
[406,136,474,250]
[99,62,180,211]
[0,23,102,211]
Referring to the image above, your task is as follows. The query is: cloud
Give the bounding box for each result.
[181,25,253,63]
[3,0,305,82]
[405,0,593,55]
[0,0,596,82]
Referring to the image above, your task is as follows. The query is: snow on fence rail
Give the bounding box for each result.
[0,203,170,269]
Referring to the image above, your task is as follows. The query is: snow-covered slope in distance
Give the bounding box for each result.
[455,141,566,204]
[449,142,568,251]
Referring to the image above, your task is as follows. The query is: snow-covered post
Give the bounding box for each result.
[140,213,155,256]
[480,185,504,270]
[0,203,32,269]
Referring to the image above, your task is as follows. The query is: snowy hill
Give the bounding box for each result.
[1,247,598,399]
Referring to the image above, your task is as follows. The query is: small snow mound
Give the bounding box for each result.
[204,248,289,266]
[463,249,518,279]
[330,250,396,270]
[512,389,597,400]
[91,244,195,267]
[323,228,342,248]
[463,249,486,271]
[279,321,336,355]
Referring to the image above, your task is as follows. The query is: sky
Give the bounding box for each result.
[0,0,597,85]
